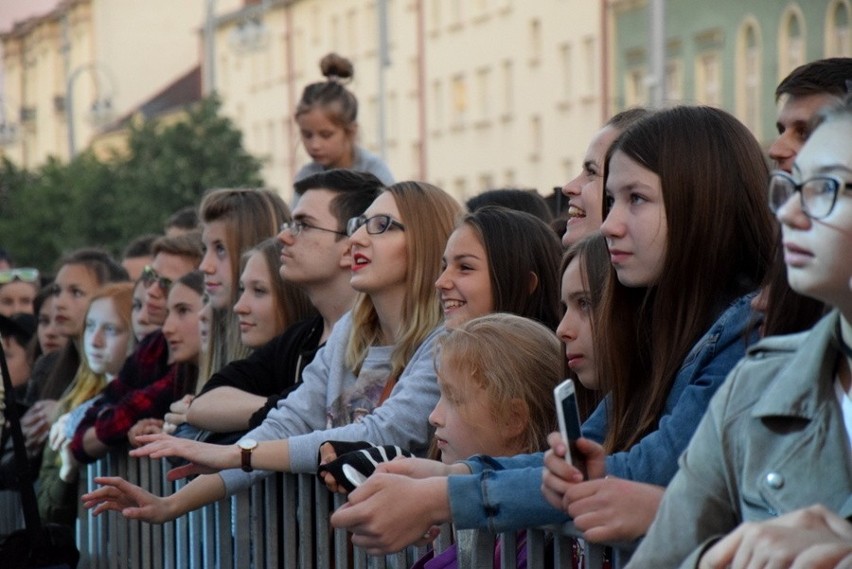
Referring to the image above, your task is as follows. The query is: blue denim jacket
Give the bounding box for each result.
[449,294,758,533]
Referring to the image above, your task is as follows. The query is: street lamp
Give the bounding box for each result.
[66,62,115,158]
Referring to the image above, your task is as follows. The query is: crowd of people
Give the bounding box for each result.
[0,53,851,569]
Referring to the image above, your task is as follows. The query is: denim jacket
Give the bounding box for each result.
[627,310,852,568]
[449,294,759,534]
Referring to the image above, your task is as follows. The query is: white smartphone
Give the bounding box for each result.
[553,378,587,479]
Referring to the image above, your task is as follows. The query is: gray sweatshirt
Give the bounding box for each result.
[220,311,443,494]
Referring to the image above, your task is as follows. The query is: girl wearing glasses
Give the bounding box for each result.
[83,181,461,523]
[330,107,777,562]
[628,97,852,568]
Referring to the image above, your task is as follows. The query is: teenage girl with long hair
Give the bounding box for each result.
[83,181,461,523]
[328,107,777,560]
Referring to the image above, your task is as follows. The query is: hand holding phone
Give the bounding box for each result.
[553,379,587,480]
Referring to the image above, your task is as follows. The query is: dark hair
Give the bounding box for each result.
[606,107,652,130]
[466,188,554,223]
[561,232,610,420]
[41,249,129,401]
[165,206,200,232]
[152,231,203,266]
[0,247,12,265]
[55,248,128,285]
[775,57,852,101]
[174,270,205,297]
[293,169,384,234]
[26,285,57,364]
[122,233,159,259]
[462,206,562,330]
[295,53,358,132]
[598,106,776,452]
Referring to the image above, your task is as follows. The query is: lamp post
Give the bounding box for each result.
[66,62,115,159]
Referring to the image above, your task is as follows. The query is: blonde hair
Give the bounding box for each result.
[345,182,462,388]
[56,282,135,416]
[436,313,563,453]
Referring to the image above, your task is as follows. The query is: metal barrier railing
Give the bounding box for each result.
[76,452,611,569]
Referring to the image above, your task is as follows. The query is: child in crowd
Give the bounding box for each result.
[82,181,460,523]
[0,267,40,316]
[317,205,563,480]
[38,283,135,525]
[626,95,852,569]
[294,53,395,185]
[417,313,563,569]
[330,107,776,566]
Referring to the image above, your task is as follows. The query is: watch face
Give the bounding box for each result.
[239,438,258,450]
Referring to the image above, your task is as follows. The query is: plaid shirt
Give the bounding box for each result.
[70,330,173,463]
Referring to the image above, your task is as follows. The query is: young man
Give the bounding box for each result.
[768,57,852,172]
[186,169,383,435]
[70,232,202,462]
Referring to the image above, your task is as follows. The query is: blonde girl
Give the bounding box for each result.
[84,181,462,524]
[39,282,135,525]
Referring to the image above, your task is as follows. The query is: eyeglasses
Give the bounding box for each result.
[768,170,852,220]
[280,220,346,237]
[346,215,406,237]
[140,265,173,293]
[0,268,39,285]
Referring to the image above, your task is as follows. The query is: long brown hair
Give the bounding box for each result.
[346,182,461,388]
[597,106,775,452]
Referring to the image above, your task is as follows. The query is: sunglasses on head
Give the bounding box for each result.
[0,268,40,285]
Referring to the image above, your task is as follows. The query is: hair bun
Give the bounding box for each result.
[320,53,354,82]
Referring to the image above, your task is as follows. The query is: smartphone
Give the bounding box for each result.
[553,378,587,479]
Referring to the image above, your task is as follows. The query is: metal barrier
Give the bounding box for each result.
[76,452,611,569]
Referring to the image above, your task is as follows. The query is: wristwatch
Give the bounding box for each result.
[237,438,258,472]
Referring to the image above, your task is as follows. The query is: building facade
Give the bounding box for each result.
[0,0,225,167]
[609,0,851,145]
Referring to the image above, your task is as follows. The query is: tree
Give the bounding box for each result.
[0,96,264,272]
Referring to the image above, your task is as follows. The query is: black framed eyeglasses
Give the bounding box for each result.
[0,267,39,285]
[140,265,173,293]
[346,215,406,236]
[280,220,347,237]
[769,170,852,220]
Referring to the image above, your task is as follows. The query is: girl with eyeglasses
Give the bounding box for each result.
[330,107,777,564]
[82,181,461,524]
[628,96,852,569]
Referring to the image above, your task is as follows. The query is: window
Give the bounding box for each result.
[451,74,467,127]
[529,19,542,63]
[826,0,851,57]
[476,67,490,121]
[735,20,762,135]
[529,115,542,161]
[695,53,721,107]
[501,60,513,117]
[665,60,683,103]
[625,67,647,107]
[560,43,573,101]
[778,7,806,79]
[583,36,598,97]
[432,79,444,131]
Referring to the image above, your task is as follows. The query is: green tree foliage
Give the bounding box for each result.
[0,96,264,272]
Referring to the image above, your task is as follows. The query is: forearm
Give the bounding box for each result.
[166,474,227,519]
[188,388,267,432]
[83,427,109,459]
